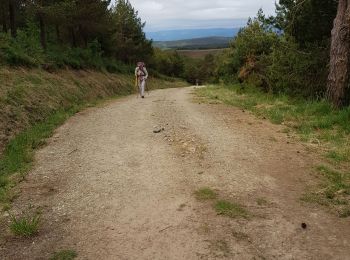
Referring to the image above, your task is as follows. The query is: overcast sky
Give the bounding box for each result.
[125,0,276,31]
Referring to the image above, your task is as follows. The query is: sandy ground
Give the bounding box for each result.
[1,87,349,259]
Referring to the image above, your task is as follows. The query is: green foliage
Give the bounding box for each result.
[112,0,153,63]
[275,0,337,45]
[212,19,278,87]
[0,30,137,71]
[233,19,278,64]
[9,212,41,237]
[0,0,157,73]
[182,58,203,84]
[213,48,239,84]
[46,40,105,70]
[150,48,185,77]
[0,25,44,67]
[215,9,333,99]
[265,38,329,97]
[50,250,78,260]
[180,53,217,84]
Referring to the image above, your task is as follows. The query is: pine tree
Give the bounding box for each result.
[275,0,337,45]
[0,0,8,32]
[327,0,350,107]
[112,0,152,63]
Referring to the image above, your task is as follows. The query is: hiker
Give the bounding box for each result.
[135,62,148,98]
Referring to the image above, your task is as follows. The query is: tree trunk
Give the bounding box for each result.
[326,0,350,108]
[38,13,47,50]
[56,25,61,43]
[2,17,7,33]
[79,25,87,48]
[9,0,16,37]
[70,27,77,48]
[1,1,7,33]
[1,12,7,33]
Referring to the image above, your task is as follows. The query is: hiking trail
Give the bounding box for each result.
[1,87,349,259]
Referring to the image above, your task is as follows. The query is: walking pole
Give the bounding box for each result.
[135,76,140,98]
[146,79,150,96]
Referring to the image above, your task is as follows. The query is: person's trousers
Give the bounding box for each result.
[139,80,145,97]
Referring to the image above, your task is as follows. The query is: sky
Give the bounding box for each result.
[126,0,276,31]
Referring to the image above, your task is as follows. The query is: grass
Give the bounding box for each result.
[50,250,78,260]
[195,188,217,200]
[196,84,350,163]
[9,212,40,237]
[302,165,350,217]
[214,200,249,219]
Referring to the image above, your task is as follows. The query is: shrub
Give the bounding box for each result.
[265,39,329,97]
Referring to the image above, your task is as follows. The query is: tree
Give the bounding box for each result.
[275,0,337,46]
[326,0,350,108]
[0,0,8,32]
[9,0,17,37]
[112,0,152,63]
[73,0,111,48]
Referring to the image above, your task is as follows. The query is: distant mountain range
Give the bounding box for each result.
[153,36,232,50]
[146,28,240,41]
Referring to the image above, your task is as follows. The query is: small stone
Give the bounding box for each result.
[153,127,163,133]
[301,223,307,229]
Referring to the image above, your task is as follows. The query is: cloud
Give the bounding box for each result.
[126,0,276,31]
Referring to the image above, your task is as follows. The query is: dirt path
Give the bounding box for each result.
[1,87,349,259]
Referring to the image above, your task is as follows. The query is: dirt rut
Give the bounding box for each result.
[1,87,349,259]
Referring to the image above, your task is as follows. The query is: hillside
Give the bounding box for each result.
[153,36,232,50]
[177,49,225,59]
[146,28,240,41]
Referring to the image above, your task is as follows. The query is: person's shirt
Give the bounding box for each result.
[135,66,148,80]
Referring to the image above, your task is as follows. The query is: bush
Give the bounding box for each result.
[0,28,44,67]
[265,39,329,97]
[216,17,331,99]
[150,48,185,78]
[0,28,135,72]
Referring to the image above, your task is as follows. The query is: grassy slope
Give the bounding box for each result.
[0,68,188,207]
[196,84,350,217]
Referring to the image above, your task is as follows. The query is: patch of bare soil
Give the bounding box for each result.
[1,87,349,259]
